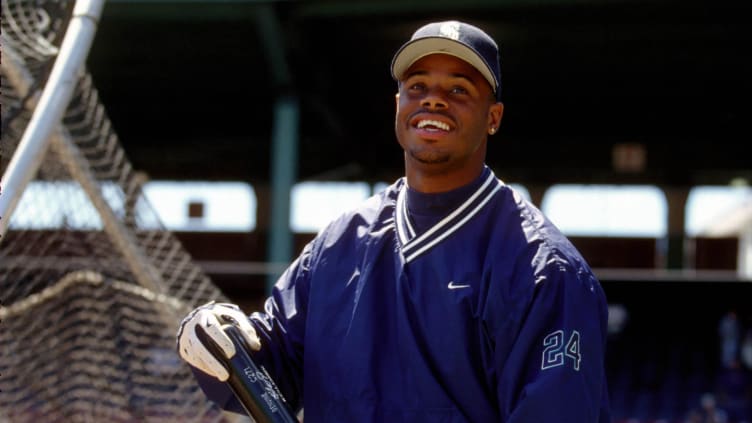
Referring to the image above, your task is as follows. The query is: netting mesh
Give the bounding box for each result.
[1,1,243,421]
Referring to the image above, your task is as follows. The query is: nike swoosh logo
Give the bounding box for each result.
[448,281,471,290]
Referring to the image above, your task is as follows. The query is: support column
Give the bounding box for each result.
[266,96,299,294]
[740,228,752,279]
[660,186,689,270]
[251,4,299,295]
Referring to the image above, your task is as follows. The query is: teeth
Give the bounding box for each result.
[417,120,450,131]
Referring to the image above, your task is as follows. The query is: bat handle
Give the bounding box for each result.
[196,324,299,423]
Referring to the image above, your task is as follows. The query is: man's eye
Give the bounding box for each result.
[408,83,425,91]
[451,86,468,94]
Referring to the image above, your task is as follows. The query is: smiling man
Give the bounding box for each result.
[393,23,503,193]
[178,20,611,422]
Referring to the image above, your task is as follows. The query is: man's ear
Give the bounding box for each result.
[488,102,504,133]
[395,93,400,112]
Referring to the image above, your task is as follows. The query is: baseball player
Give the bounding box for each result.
[177,20,611,422]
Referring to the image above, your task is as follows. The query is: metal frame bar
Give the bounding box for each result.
[0,0,105,238]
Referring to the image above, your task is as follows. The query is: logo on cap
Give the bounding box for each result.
[439,22,460,40]
[391,20,502,101]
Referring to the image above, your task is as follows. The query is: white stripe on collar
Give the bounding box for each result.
[395,183,413,245]
[395,171,502,263]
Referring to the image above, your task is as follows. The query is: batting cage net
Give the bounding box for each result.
[0,1,245,421]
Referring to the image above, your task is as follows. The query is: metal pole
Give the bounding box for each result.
[266,96,299,294]
[253,5,299,294]
[740,228,752,280]
[0,0,105,238]
[0,6,167,302]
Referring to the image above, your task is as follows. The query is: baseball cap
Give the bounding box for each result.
[391,20,502,101]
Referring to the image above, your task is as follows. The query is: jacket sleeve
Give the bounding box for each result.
[191,239,315,414]
[489,256,611,422]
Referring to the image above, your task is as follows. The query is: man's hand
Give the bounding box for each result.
[176,302,261,381]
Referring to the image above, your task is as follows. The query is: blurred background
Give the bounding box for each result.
[91,1,752,421]
[4,0,752,421]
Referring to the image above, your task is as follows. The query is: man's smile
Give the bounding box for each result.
[416,119,450,131]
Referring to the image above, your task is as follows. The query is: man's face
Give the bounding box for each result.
[395,53,503,179]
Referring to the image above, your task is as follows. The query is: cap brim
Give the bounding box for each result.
[391,37,498,95]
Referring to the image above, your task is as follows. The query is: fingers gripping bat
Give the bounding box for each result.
[196,324,298,423]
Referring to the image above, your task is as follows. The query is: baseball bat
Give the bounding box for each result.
[196,323,298,423]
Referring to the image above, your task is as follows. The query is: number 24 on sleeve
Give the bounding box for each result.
[541,330,581,371]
